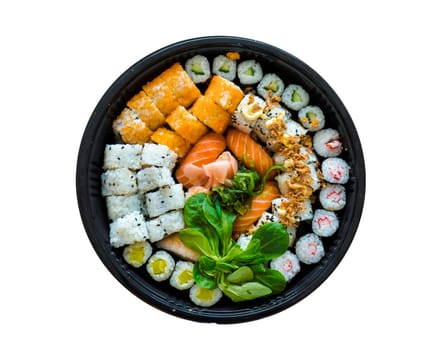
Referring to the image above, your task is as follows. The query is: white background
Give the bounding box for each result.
[1,0,444,349]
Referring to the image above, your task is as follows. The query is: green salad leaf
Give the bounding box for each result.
[180,193,289,303]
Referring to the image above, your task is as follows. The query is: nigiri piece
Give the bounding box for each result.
[226,127,273,177]
[175,133,226,188]
[232,181,280,234]
[156,232,200,262]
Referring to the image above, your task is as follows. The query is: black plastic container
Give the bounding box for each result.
[76,36,365,323]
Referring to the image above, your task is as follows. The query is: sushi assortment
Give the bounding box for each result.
[100,53,351,307]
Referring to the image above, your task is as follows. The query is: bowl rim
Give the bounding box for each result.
[76,35,366,324]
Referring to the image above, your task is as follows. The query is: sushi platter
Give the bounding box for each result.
[77,36,365,323]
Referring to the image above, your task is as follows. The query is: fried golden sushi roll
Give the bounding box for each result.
[151,127,190,158]
[126,91,165,131]
[166,105,208,144]
[204,75,244,114]
[189,95,231,134]
[112,108,152,145]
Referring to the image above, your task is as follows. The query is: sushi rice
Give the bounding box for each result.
[123,240,153,268]
[237,59,263,84]
[185,55,211,83]
[270,250,300,282]
[212,55,237,81]
[146,250,175,282]
[312,209,339,237]
[169,260,195,290]
[281,84,310,111]
[189,285,223,307]
[295,233,325,264]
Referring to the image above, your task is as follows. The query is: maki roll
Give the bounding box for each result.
[146,250,175,282]
[312,209,339,237]
[313,128,343,157]
[298,105,325,131]
[169,261,195,290]
[189,285,223,307]
[270,251,301,282]
[185,55,211,83]
[237,59,263,85]
[321,157,350,184]
[123,241,153,268]
[109,211,149,248]
[319,184,346,211]
[257,73,285,99]
[281,84,310,111]
[212,54,237,81]
[232,94,267,134]
[295,233,325,264]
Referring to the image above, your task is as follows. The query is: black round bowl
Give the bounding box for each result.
[76,36,365,323]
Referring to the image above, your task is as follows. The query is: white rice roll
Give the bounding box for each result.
[136,167,174,193]
[169,260,195,290]
[212,55,237,81]
[123,240,153,268]
[295,233,325,264]
[298,106,325,131]
[237,234,253,250]
[109,211,149,248]
[185,55,211,83]
[237,59,263,85]
[103,144,143,170]
[101,168,137,196]
[272,197,313,223]
[257,73,285,99]
[270,250,300,282]
[146,250,175,282]
[141,143,177,171]
[281,84,310,111]
[312,209,339,237]
[313,128,343,158]
[319,184,347,211]
[255,212,296,247]
[252,106,290,145]
[106,194,143,221]
[231,94,266,134]
[189,285,223,307]
[308,163,321,191]
[300,146,318,164]
[321,157,350,184]
[265,119,307,152]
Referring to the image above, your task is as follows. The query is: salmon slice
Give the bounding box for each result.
[155,233,200,262]
[232,181,280,234]
[175,133,226,188]
[226,127,273,177]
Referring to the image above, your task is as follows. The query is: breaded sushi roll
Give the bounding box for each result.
[313,128,343,157]
[295,233,325,264]
[212,54,237,81]
[151,127,191,158]
[126,91,165,131]
[113,108,153,145]
[257,73,285,99]
[189,95,231,134]
[312,209,339,237]
[169,261,195,290]
[146,250,175,282]
[166,106,208,144]
[298,105,325,131]
[237,59,263,85]
[281,84,310,111]
[123,240,153,268]
[270,250,300,282]
[321,157,350,184]
[319,184,346,211]
[189,285,223,307]
[205,75,244,114]
[185,55,211,83]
